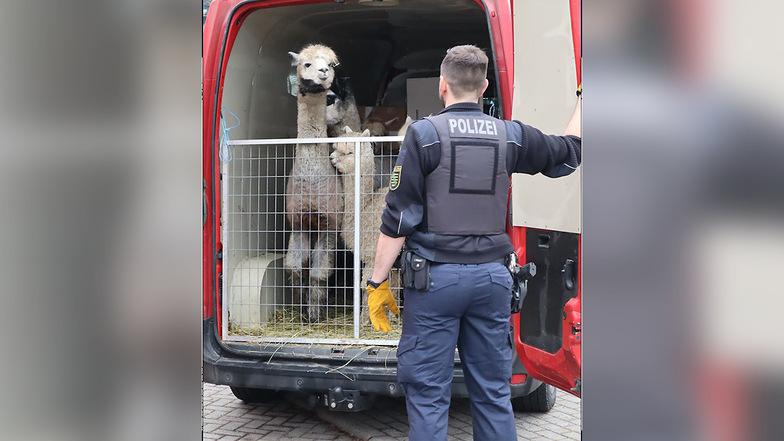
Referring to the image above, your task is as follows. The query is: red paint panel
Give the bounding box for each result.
[507,225,525,366]
[205,0,338,333]
[511,374,528,385]
[482,1,514,119]
[508,226,581,397]
[569,0,581,85]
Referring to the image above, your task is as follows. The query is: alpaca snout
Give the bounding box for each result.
[317,69,329,79]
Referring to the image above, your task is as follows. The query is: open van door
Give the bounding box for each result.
[509,0,581,396]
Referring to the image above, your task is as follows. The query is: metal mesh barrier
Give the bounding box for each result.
[221,136,404,345]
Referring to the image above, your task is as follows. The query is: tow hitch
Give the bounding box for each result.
[308,387,375,412]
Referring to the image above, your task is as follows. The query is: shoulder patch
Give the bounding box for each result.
[390,165,402,190]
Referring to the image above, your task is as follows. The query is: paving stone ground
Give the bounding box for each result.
[204,383,581,440]
[311,390,581,441]
[203,384,358,440]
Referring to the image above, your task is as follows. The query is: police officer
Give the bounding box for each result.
[365,45,581,441]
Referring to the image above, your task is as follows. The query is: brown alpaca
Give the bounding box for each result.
[284,44,343,323]
[330,119,412,325]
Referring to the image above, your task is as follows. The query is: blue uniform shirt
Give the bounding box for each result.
[381,102,581,263]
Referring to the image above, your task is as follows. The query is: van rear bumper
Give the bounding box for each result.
[203,318,539,398]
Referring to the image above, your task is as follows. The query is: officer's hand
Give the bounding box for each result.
[366,279,400,333]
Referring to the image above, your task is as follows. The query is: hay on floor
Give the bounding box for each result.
[229,306,403,342]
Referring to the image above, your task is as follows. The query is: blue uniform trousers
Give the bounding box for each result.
[396,262,517,441]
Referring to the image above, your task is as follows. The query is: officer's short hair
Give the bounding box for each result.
[440,45,488,97]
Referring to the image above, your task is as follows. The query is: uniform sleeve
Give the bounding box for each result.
[380,124,428,238]
[506,120,581,178]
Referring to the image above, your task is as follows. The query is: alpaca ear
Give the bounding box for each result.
[288,52,299,64]
[343,126,353,134]
[405,116,414,124]
[361,129,371,137]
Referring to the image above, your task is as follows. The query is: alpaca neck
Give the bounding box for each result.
[297,92,328,139]
[294,92,330,161]
[341,164,357,235]
[341,143,375,226]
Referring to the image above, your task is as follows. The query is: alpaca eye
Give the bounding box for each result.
[304,63,311,68]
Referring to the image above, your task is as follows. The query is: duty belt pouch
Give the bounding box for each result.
[411,254,431,290]
[401,251,431,290]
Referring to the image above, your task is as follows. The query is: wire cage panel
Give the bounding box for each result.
[222,136,404,345]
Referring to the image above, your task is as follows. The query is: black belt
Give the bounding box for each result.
[431,257,506,265]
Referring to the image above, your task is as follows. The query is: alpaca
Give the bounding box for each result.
[326,76,361,136]
[326,83,407,191]
[361,117,396,138]
[284,44,343,323]
[360,116,400,191]
[329,118,413,325]
[326,79,397,144]
[362,114,403,156]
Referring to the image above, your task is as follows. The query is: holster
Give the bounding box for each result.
[505,252,537,314]
[401,250,431,290]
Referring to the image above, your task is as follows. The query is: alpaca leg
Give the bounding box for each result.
[284,231,309,308]
[358,145,376,196]
[307,231,336,323]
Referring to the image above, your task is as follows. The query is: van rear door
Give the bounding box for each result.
[508,0,582,396]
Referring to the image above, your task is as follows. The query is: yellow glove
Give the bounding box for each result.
[366,279,400,333]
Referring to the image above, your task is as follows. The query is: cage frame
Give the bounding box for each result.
[222,135,405,346]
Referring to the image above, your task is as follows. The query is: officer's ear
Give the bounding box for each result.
[480,79,489,96]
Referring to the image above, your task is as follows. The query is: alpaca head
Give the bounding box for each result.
[335,126,372,153]
[326,91,341,126]
[326,76,354,125]
[341,126,371,138]
[289,44,339,96]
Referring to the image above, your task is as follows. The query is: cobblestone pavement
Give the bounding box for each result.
[312,391,581,441]
[203,384,358,440]
[205,383,580,440]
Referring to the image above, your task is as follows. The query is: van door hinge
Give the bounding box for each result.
[571,377,581,394]
[216,249,223,261]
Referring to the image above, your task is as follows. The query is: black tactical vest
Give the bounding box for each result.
[423,112,509,235]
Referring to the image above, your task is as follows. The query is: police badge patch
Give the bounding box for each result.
[390,165,402,190]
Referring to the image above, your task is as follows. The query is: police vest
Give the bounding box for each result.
[423,112,509,235]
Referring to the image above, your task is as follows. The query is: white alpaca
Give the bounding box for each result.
[284,44,343,323]
[330,118,413,325]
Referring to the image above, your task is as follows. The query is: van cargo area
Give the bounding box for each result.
[217,0,499,347]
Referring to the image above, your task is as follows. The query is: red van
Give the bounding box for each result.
[203,0,581,412]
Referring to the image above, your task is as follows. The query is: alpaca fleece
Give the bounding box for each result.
[283,44,343,323]
[329,119,412,324]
